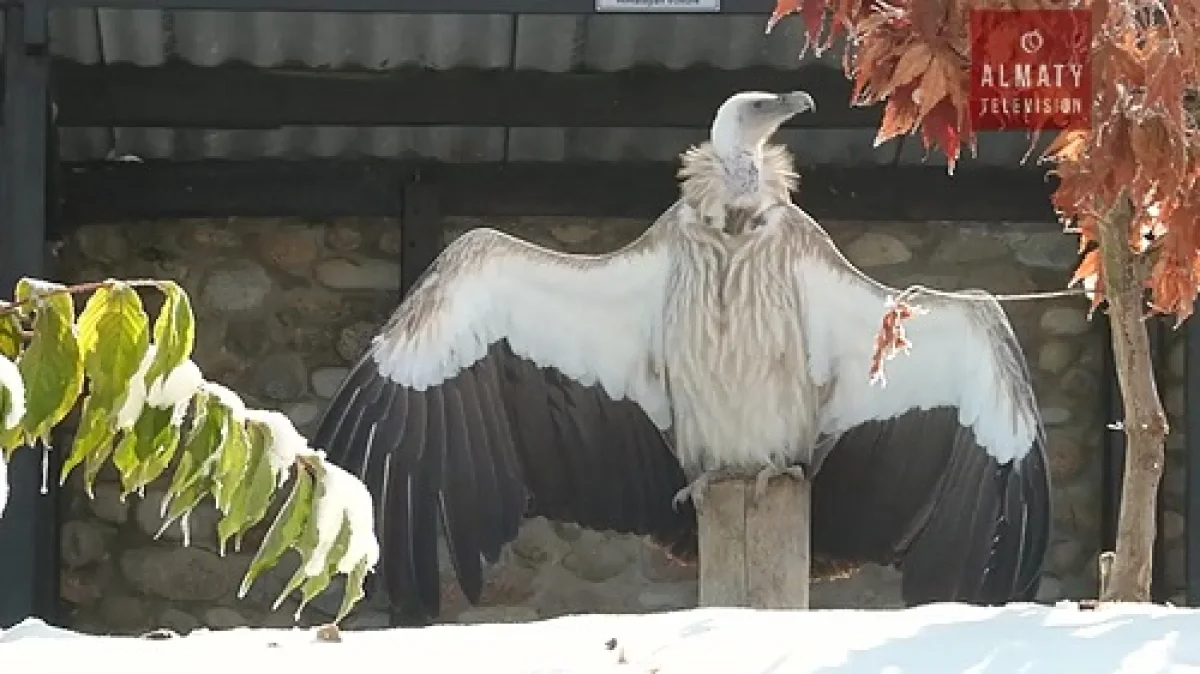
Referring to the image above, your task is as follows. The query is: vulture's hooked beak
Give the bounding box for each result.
[781,91,816,116]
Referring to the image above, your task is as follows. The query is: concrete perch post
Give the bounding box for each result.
[696,475,811,609]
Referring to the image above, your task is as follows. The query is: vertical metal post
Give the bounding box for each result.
[1101,317,1124,559]
[388,169,442,627]
[400,169,444,298]
[0,0,59,628]
[1186,306,1200,606]
[1148,317,1168,602]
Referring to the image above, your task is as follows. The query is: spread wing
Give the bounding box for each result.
[785,204,1051,605]
[313,211,695,623]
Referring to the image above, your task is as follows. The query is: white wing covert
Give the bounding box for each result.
[785,204,1051,605]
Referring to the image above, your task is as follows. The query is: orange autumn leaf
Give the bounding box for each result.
[920,98,964,173]
[767,0,872,56]
[1041,129,1088,164]
[1071,247,1101,288]
[1147,199,1200,324]
[875,84,922,147]
[767,0,829,52]
[767,0,801,31]
[768,0,1200,333]
[1070,248,1106,314]
[890,43,934,89]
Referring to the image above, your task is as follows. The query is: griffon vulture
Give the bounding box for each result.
[314,90,1051,623]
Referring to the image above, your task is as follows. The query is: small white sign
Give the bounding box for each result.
[596,0,720,12]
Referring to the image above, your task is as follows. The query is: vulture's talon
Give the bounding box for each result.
[753,464,810,504]
[674,473,712,510]
[674,469,741,509]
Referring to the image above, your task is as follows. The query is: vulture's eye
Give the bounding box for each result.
[752,101,765,110]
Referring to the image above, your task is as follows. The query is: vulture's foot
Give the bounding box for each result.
[673,474,712,510]
[673,469,739,510]
[752,464,809,504]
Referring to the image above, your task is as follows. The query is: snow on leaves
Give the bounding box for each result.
[0,354,25,434]
[0,278,379,625]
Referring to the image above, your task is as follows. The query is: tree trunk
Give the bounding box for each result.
[1096,192,1170,603]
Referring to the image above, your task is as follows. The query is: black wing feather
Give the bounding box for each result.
[474,356,528,543]
[809,406,1051,605]
[315,338,694,624]
[455,367,506,563]
[416,387,446,613]
[438,383,484,601]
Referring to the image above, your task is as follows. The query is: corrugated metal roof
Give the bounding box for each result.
[26,9,1045,166]
[46,11,833,70]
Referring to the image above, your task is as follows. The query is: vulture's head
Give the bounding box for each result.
[710,90,815,153]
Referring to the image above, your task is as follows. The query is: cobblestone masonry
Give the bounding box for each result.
[49,215,1125,634]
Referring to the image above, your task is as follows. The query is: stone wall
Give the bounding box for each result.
[51,213,1116,635]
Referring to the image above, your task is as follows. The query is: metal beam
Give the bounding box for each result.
[42,0,773,14]
[57,159,1060,226]
[0,0,60,629]
[51,61,875,130]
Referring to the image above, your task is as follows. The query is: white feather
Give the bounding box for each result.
[372,225,674,430]
[662,202,820,474]
[786,205,1040,464]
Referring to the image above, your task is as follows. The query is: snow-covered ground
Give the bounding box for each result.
[2,602,1198,673]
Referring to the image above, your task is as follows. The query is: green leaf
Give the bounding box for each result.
[160,473,212,539]
[131,422,183,496]
[16,282,83,444]
[296,513,353,615]
[239,468,314,599]
[14,278,66,306]
[213,415,250,515]
[217,420,278,555]
[161,392,222,526]
[0,313,22,360]
[87,430,132,494]
[112,404,179,497]
[0,427,23,459]
[76,283,150,414]
[60,394,118,493]
[335,556,371,624]
[0,386,9,435]
[239,422,281,532]
[272,468,329,612]
[167,392,220,494]
[274,556,313,614]
[144,282,195,392]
